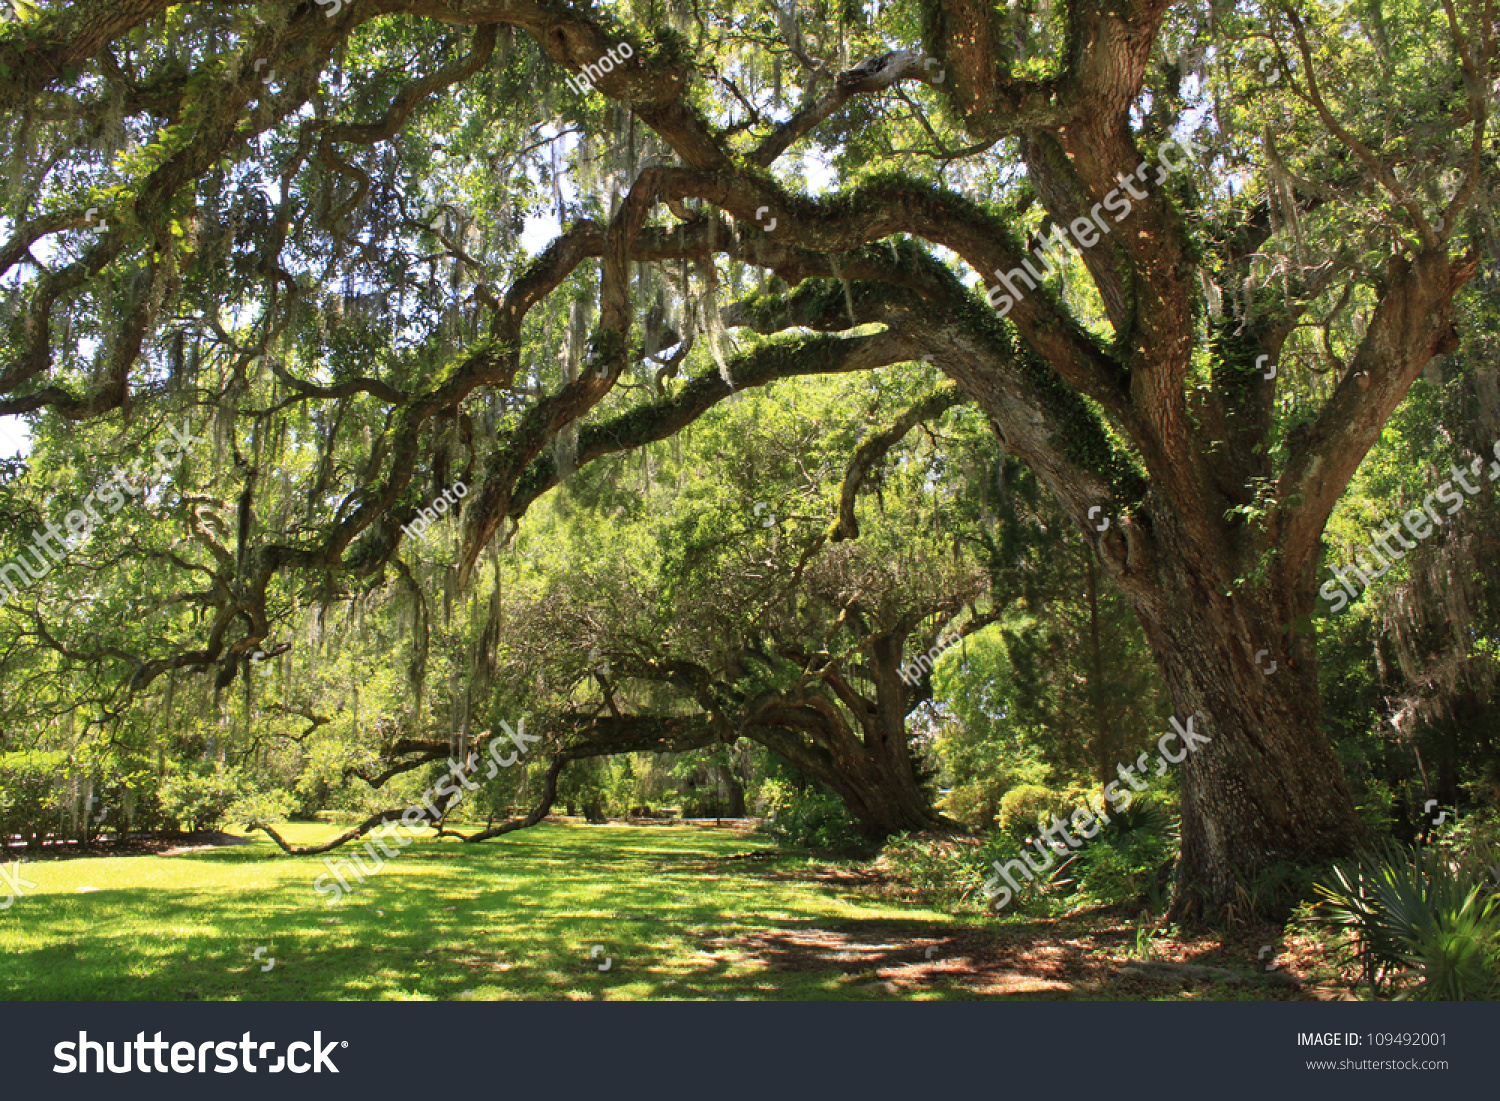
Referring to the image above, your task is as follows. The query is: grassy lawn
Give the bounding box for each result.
[0,821,984,1001]
[0,821,1338,1000]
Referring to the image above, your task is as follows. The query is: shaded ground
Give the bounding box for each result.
[681,851,1351,1001]
[2,831,258,860]
[695,913,1349,1000]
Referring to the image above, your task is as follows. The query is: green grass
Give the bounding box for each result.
[0,822,970,1001]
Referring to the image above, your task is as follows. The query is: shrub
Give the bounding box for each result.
[1067,834,1173,908]
[939,779,1008,832]
[0,750,69,846]
[556,756,612,822]
[1059,798,1176,909]
[1315,842,1500,999]
[996,783,1071,839]
[761,787,866,855]
[156,762,247,832]
[973,832,1069,916]
[979,796,1178,914]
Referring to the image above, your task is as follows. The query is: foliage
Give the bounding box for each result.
[0,0,1493,930]
[759,782,867,856]
[0,749,68,843]
[555,757,611,823]
[996,783,1073,840]
[878,833,989,908]
[227,789,297,830]
[1064,800,1176,910]
[926,461,1170,801]
[1314,843,1500,999]
[155,762,250,833]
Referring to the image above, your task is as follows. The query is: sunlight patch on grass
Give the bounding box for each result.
[0,822,960,1000]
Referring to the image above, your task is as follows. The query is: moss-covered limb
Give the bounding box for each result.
[0,0,176,114]
[138,332,508,686]
[917,0,1074,141]
[721,259,952,334]
[650,168,1131,417]
[322,23,497,147]
[275,200,864,584]
[722,278,901,335]
[749,49,945,168]
[510,267,1139,559]
[717,239,1136,484]
[485,213,910,338]
[880,280,1145,507]
[830,384,973,541]
[494,218,604,332]
[262,221,620,580]
[506,329,920,522]
[268,329,510,576]
[261,731,536,850]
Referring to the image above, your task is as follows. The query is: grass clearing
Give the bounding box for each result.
[0,822,972,1001]
[0,822,1338,1000]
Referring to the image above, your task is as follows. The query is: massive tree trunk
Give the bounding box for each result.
[827,728,941,838]
[749,700,942,838]
[740,614,998,837]
[1121,540,1363,920]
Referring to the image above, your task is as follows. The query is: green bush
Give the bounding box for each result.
[157,762,247,832]
[0,750,68,846]
[1315,842,1500,999]
[1059,799,1176,909]
[556,756,611,822]
[973,832,1068,916]
[939,781,1007,832]
[997,784,1072,840]
[976,797,1178,914]
[760,785,866,855]
[1068,832,1173,907]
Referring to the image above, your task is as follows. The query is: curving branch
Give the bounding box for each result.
[830,382,972,541]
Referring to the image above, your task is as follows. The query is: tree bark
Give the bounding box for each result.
[749,712,941,838]
[1116,532,1364,922]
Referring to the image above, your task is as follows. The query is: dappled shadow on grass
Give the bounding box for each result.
[0,824,1318,1001]
[0,824,854,1000]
